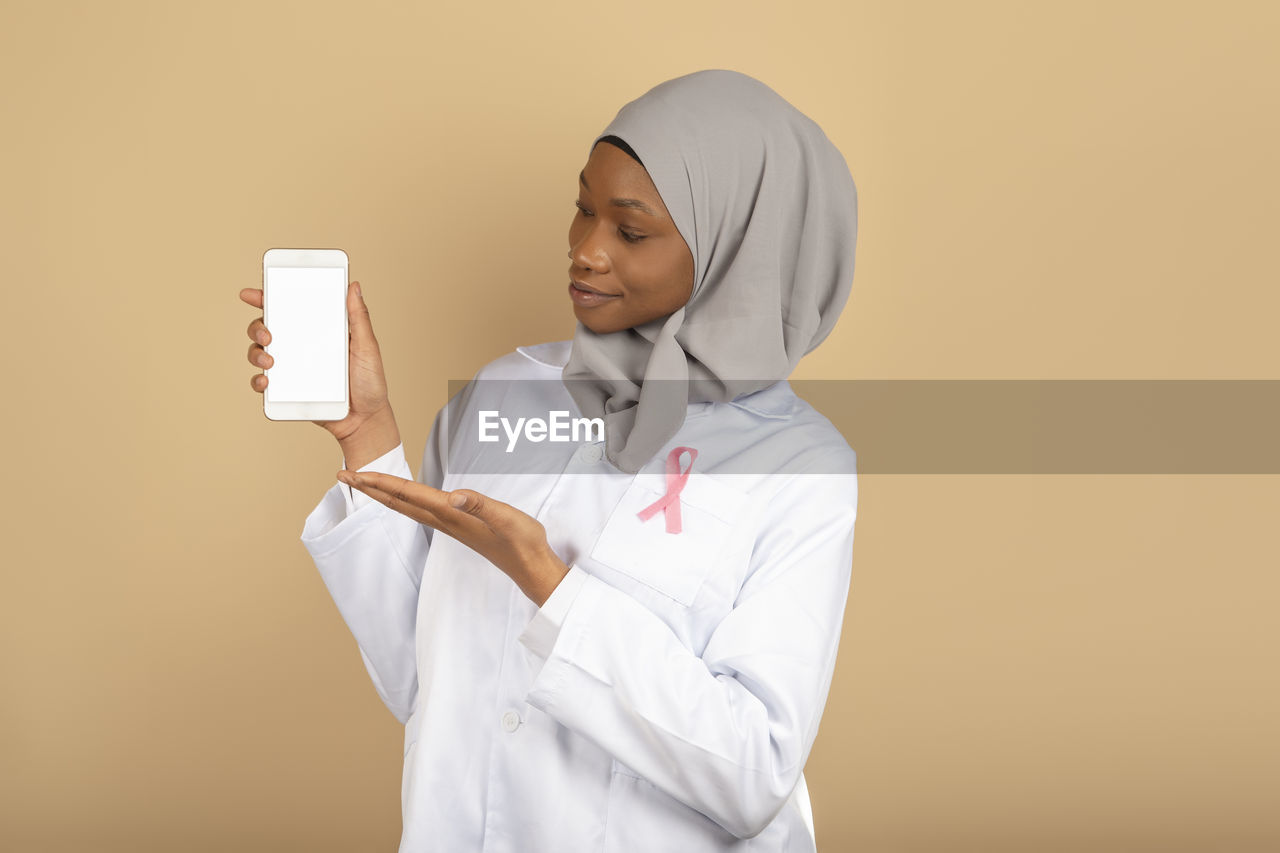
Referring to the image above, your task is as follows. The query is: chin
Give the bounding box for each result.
[574,307,625,335]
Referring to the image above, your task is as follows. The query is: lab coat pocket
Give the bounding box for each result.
[590,473,745,607]
[604,759,733,851]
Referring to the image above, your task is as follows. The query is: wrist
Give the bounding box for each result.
[524,547,570,608]
[339,405,401,470]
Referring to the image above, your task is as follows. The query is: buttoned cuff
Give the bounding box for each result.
[340,442,411,515]
[518,564,590,661]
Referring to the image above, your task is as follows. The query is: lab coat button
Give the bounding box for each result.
[577,444,603,464]
[501,710,521,732]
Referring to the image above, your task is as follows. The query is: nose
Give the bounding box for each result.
[568,219,609,274]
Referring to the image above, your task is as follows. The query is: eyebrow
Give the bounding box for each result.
[580,170,660,218]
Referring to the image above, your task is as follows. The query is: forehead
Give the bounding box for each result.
[582,141,662,199]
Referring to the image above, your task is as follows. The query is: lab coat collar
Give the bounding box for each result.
[517,340,573,369]
[727,381,798,419]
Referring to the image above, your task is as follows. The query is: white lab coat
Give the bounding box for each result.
[300,340,858,852]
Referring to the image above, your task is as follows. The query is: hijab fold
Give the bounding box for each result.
[563,70,858,474]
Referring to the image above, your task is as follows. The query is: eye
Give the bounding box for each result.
[577,200,646,243]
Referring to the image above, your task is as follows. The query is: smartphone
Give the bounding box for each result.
[261,248,349,421]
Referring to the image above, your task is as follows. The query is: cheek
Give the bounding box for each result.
[651,252,694,308]
[680,245,695,289]
[676,258,695,304]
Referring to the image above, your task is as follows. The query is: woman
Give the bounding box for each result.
[240,69,858,852]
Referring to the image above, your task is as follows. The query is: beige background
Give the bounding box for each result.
[2,1,1277,850]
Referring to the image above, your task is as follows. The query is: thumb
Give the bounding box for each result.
[348,280,378,349]
[448,489,485,515]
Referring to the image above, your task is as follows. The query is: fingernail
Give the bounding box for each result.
[448,492,466,508]
[354,282,362,298]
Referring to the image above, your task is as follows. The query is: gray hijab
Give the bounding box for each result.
[563,69,858,474]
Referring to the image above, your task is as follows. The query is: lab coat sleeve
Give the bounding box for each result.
[339,443,407,514]
[518,565,591,663]
[300,406,451,726]
[519,469,858,840]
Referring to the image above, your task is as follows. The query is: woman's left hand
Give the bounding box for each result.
[336,470,570,607]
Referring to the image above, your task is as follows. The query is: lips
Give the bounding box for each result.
[570,279,616,296]
[568,280,620,307]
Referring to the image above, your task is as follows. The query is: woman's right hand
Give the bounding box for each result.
[240,280,402,467]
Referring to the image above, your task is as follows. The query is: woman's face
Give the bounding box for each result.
[567,140,695,334]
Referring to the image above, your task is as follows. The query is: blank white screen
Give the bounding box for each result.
[264,266,346,402]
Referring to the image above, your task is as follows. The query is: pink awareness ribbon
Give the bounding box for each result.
[636,446,699,534]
